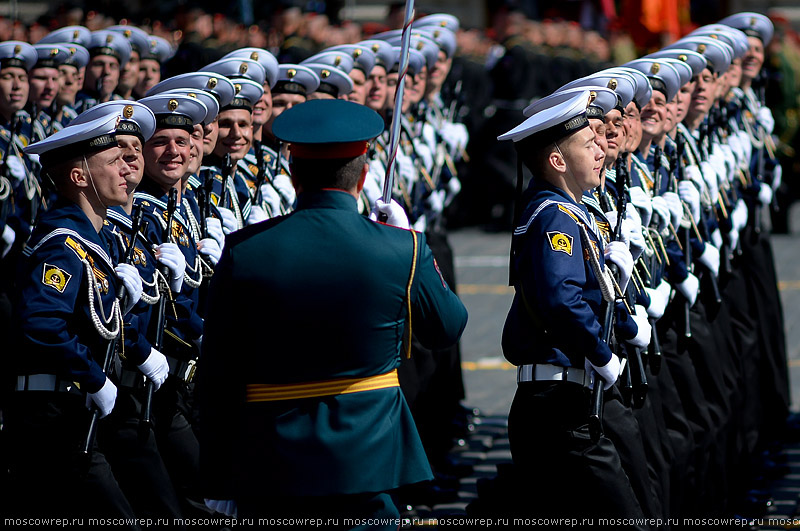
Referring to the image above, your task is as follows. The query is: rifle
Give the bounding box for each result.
[218,154,233,212]
[82,203,145,464]
[140,188,178,434]
[253,143,268,206]
[676,133,692,339]
[0,114,22,225]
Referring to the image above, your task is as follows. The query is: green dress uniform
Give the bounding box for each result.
[198,99,468,524]
[199,190,467,496]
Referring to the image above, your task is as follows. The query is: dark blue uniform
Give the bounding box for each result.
[502,180,645,523]
[5,199,139,526]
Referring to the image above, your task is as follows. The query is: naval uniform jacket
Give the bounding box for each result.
[199,189,468,499]
[503,180,613,369]
[13,200,119,393]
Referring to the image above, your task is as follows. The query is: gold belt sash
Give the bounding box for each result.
[246,369,399,402]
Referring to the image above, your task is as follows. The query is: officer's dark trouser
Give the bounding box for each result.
[740,225,789,443]
[239,491,399,530]
[4,392,140,529]
[99,385,184,522]
[507,381,647,528]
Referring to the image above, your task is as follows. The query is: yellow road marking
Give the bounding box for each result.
[462,359,515,371]
[458,284,514,295]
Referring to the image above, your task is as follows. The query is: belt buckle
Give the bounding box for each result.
[184,360,197,382]
[561,367,570,383]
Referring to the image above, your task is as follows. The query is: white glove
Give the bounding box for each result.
[6,155,25,181]
[627,222,646,261]
[758,182,773,205]
[737,130,753,167]
[645,279,671,319]
[260,183,283,215]
[197,238,222,265]
[369,198,410,230]
[115,263,143,314]
[628,186,653,227]
[155,243,185,293]
[676,273,699,307]
[585,354,621,390]
[604,241,633,293]
[685,164,705,189]
[662,191,682,230]
[441,122,469,154]
[757,106,774,135]
[771,163,782,191]
[650,196,670,232]
[272,174,296,205]
[625,202,642,226]
[425,189,445,215]
[1,224,15,258]
[727,134,744,167]
[698,243,720,277]
[206,217,225,249]
[720,144,736,182]
[709,146,728,185]
[412,214,427,233]
[138,348,169,391]
[711,228,723,248]
[88,377,117,418]
[699,161,719,204]
[728,227,740,250]
[678,181,701,221]
[445,177,461,206]
[204,499,238,518]
[627,305,652,349]
[732,199,748,231]
[604,211,627,246]
[218,207,238,234]
[246,204,268,225]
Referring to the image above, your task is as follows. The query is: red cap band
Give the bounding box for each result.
[289,141,368,159]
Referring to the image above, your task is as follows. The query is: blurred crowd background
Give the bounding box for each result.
[4,0,800,231]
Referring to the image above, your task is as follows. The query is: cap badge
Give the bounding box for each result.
[123,30,131,38]
[208,77,218,89]
[123,105,134,118]
[372,44,380,53]
[750,17,757,27]
[234,83,242,94]
[150,39,157,48]
[73,30,80,39]
[588,91,597,105]
[13,45,20,54]
[710,34,719,39]
[287,68,296,78]
[334,55,342,66]
[50,48,59,56]
[106,34,114,44]
[239,62,248,74]
[168,99,179,111]
[187,92,196,98]
[353,48,362,58]
[607,78,618,90]
[416,42,424,51]
[697,44,706,53]
[440,20,447,27]
[679,54,688,62]
[321,69,331,79]
[434,30,441,38]
[650,63,660,74]
[69,47,76,55]
[250,51,259,61]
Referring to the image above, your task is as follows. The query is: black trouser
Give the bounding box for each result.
[98,384,185,523]
[507,381,647,527]
[4,392,140,529]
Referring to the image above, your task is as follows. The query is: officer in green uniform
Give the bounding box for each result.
[198,99,468,527]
